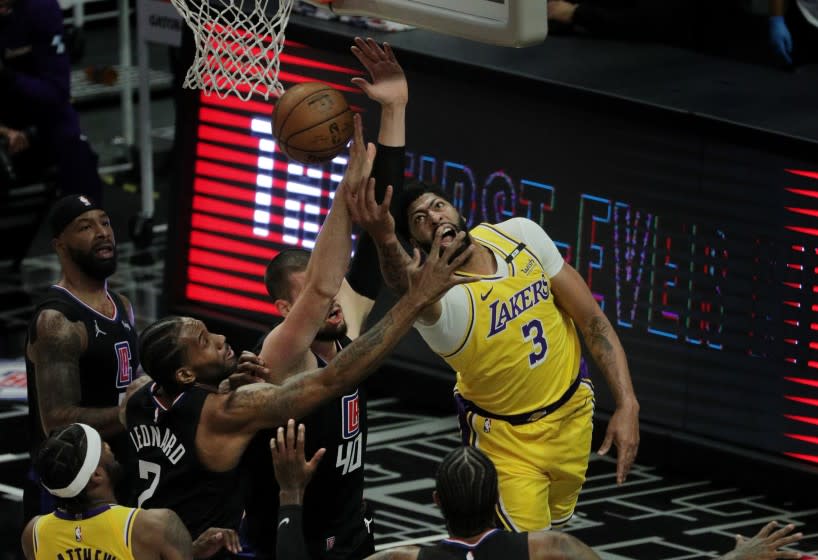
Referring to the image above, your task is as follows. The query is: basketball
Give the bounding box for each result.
[273,82,354,165]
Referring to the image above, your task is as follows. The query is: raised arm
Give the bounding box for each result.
[351,37,408,148]
[272,420,325,560]
[218,230,474,432]
[550,263,639,485]
[259,114,375,375]
[346,38,408,311]
[27,309,123,439]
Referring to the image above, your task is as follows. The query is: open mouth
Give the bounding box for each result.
[326,307,342,325]
[436,225,457,243]
[93,243,115,259]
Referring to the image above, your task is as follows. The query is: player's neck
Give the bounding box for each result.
[458,243,496,276]
[311,338,338,362]
[59,269,108,297]
[57,274,111,312]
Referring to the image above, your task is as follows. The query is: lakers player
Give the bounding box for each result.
[20,423,240,560]
[346,176,639,531]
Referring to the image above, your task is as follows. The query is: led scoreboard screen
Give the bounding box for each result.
[170,36,818,467]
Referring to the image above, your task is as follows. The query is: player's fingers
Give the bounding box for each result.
[447,241,474,270]
[410,247,421,270]
[364,177,378,209]
[296,423,307,459]
[425,228,447,263]
[222,529,241,553]
[269,436,279,459]
[758,521,779,538]
[616,455,630,485]
[381,185,393,211]
[286,418,296,453]
[366,37,385,59]
[366,142,377,164]
[355,36,377,59]
[352,113,363,146]
[597,432,613,456]
[350,77,374,96]
[276,425,286,456]
[770,523,795,540]
[384,42,396,62]
[309,447,327,469]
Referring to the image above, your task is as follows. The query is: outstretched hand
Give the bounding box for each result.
[270,419,326,505]
[405,228,476,308]
[350,37,408,107]
[725,521,803,559]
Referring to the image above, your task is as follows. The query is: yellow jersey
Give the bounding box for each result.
[33,504,140,560]
[445,223,581,415]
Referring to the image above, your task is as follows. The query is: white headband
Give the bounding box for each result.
[42,423,102,499]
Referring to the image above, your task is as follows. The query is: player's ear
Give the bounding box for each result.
[432,490,441,508]
[175,367,196,386]
[274,299,291,317]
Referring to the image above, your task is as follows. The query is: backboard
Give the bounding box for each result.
[306,0,547,47]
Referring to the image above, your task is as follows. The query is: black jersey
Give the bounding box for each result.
[243,336,372,560]
[418,530,530,560]
[126,383,245,541]
[25,285,138,460]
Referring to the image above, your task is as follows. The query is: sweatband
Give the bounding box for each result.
[42,424,102,498]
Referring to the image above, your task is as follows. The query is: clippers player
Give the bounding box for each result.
[25,195,137,522]
[242,40,408,560]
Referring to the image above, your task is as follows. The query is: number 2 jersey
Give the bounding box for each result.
[125,383,245,542]
[243,336,372,560]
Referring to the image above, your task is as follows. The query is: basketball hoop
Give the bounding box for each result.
[169,0,295,100]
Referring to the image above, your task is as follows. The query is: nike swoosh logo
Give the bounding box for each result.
[278,517,290,529]
[480,286,494,301]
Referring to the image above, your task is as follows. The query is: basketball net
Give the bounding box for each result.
[169,0,296,100]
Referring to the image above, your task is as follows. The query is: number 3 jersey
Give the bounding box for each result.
[415,219,581,416]
[125,383,245,541]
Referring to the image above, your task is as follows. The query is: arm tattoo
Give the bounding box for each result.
[32,312,121,437]
[584,315,616,370]
[377,239,411,294]
[333,311,391,372]
[163,510,194,558]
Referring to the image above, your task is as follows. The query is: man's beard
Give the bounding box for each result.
[315,321,348,342]
[69,246,118,281]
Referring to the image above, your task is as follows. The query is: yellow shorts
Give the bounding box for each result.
[459,380,594,531]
